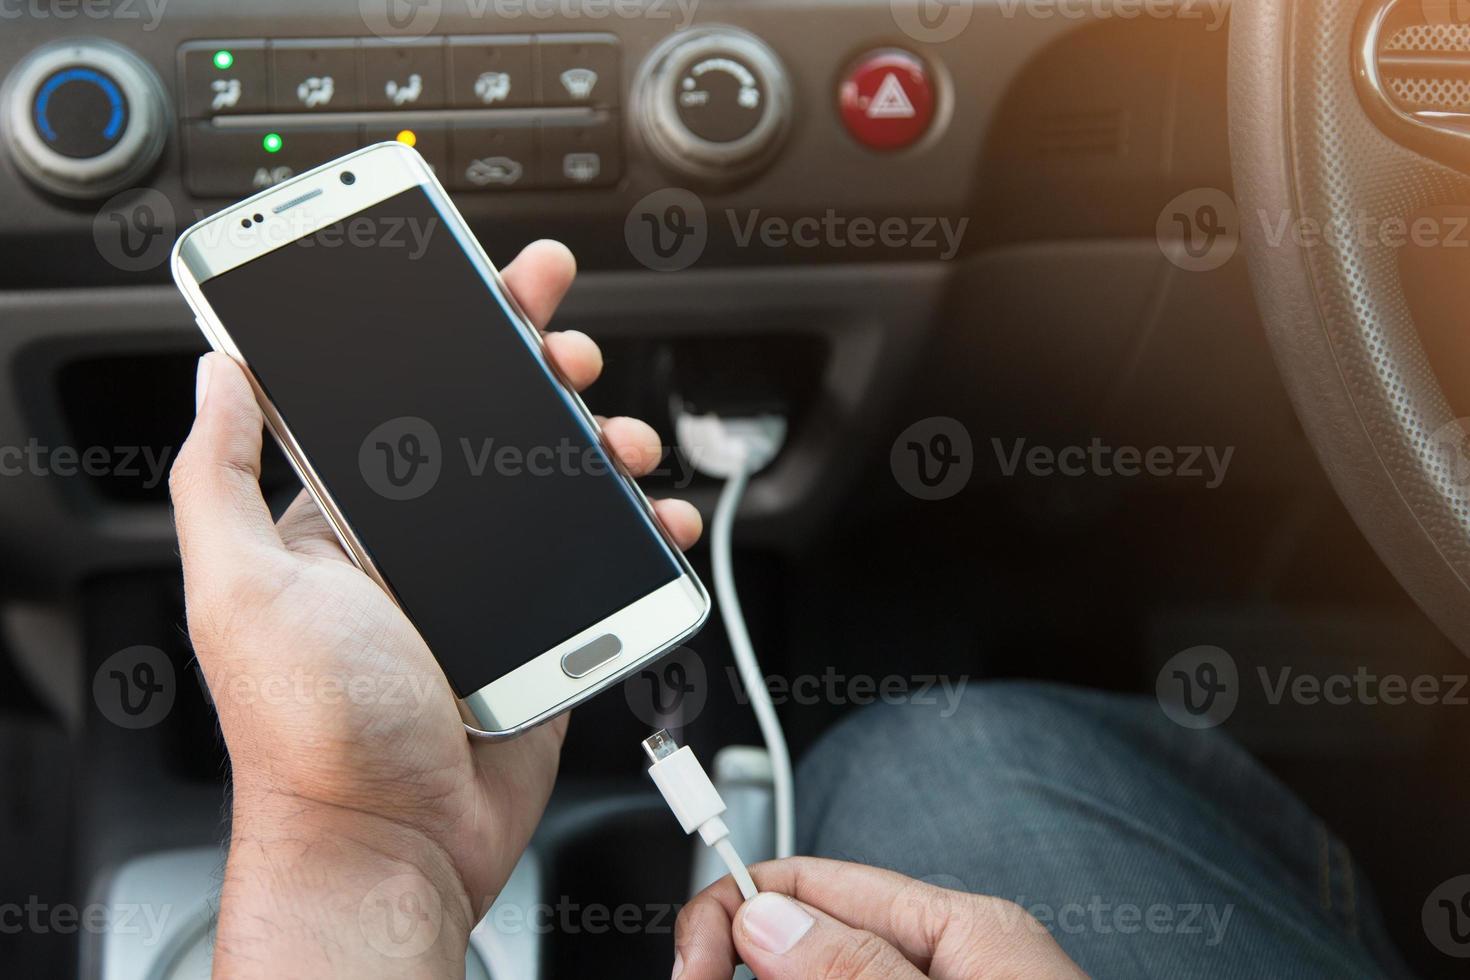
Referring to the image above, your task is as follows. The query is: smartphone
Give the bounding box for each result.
[171,141,709,738]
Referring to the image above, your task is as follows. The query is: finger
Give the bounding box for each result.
[653,498,702,551]
[500,239,576,331]
[276,490,352,562]
[170,354,285,591]
[501,241,603,393]
[732,892,927,980]
[600,415,665,477]
[544,328,603,391]
[676,858,1081,980]
[673,883,741,980]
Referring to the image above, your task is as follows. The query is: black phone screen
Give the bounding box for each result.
[200,186,681,697]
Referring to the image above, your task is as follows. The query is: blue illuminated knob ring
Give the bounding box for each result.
[33,66,129,157]
[2,39,167,199]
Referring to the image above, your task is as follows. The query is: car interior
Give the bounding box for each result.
[5,0,1470,976]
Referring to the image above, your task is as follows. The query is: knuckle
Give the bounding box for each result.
[818,929,890,980]
[957,896,1056,964]
[673,899,701,938]
[974,895,1040,931]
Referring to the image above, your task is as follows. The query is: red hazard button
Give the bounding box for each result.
[838,49,935,151]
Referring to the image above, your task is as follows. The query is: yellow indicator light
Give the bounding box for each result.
[395,129,417,148]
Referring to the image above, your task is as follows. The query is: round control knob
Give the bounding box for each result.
[2,39,168,199]
[633,27,791,183]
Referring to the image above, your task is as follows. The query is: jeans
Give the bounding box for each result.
[797,683,1408,979]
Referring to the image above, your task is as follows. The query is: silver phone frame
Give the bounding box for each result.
[170,141,710,740]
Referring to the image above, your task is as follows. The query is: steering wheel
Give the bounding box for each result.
[1230,0,1470,654]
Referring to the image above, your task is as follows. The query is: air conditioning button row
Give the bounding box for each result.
[179,34,618,119]
[182,113,619,196]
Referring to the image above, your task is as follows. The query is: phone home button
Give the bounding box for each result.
[560,634,623,678]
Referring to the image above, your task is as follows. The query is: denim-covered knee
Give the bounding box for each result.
[796,681,1129,853]
[794,681,1267,868]
[793,683,1397,980]
[800,680,1118,781]
[798,680,1305,884]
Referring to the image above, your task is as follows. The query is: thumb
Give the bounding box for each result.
[732,892,927,980]
[169,352,284,592]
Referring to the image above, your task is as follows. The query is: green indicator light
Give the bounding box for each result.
[212,49,234,71]
[262,132,283,153]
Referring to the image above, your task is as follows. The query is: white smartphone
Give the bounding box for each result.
[171,141,709,739]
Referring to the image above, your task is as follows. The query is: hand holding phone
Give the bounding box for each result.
[173,143,709,736]
[170,242,699,974]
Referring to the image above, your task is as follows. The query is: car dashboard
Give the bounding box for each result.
[18,4,1467,979]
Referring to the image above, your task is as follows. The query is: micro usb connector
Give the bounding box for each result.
[643,729,759,900]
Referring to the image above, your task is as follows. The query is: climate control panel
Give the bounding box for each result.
[0,1,970,258]
[177,34,622,197]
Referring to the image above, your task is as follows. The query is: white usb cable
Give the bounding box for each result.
[709,446,795,860]
[643,729,759,900]
[647,405,795,898]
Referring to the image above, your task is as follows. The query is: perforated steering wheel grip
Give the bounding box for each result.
[1229,0,1470,653]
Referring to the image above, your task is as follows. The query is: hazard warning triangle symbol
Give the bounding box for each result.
[866,73,916,119]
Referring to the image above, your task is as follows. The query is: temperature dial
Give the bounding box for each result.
[634,28,791,183]
[2,39,168,199]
